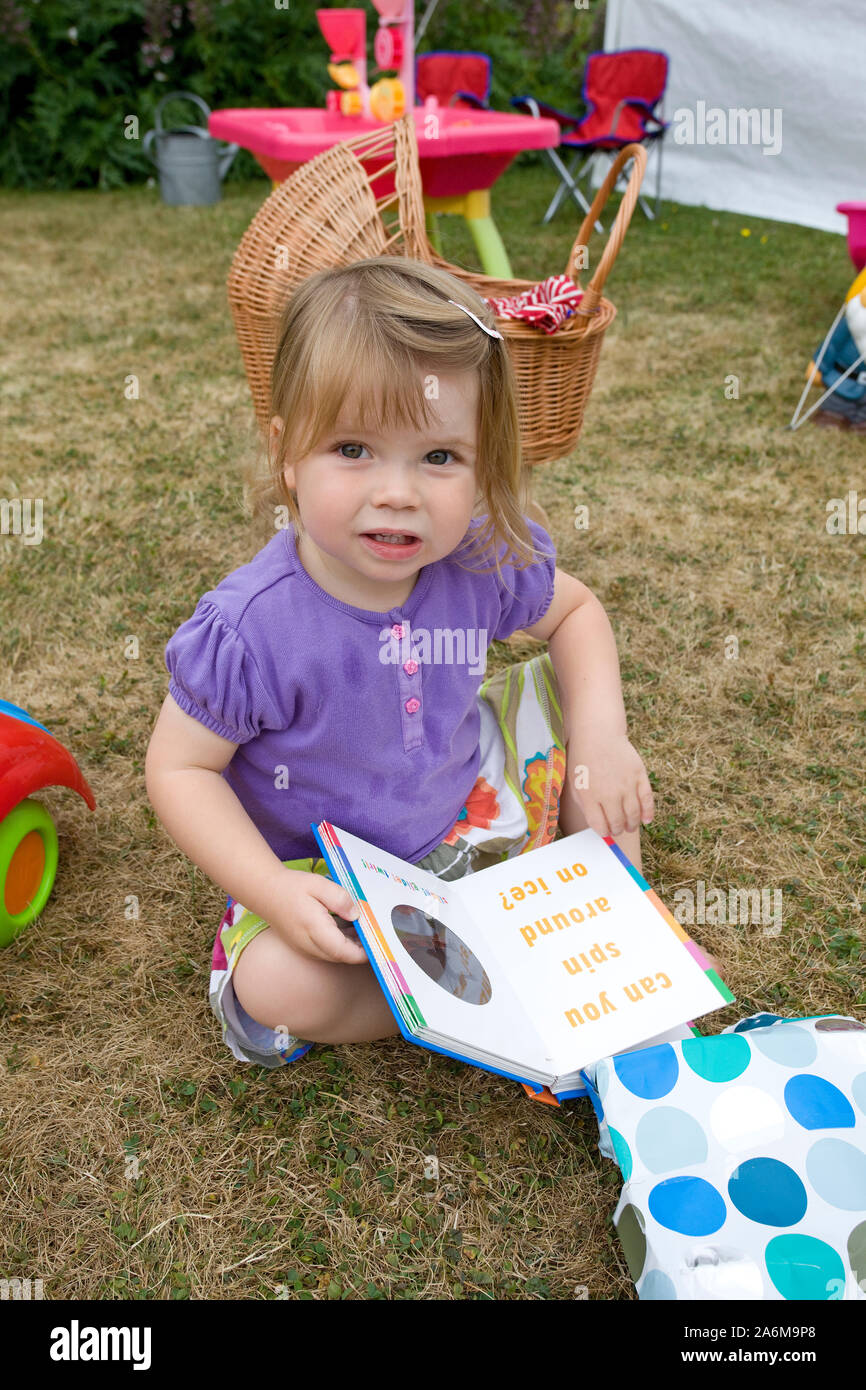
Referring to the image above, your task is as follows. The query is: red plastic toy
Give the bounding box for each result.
[0,699,95,948]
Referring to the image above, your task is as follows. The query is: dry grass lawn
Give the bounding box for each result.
[0,160,864,1300]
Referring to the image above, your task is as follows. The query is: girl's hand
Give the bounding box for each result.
[263,867,369,965]
[568,733,654,839]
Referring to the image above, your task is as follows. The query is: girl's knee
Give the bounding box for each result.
[232,927,335,1037]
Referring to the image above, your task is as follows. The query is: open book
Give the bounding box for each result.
[312,822,735,1099]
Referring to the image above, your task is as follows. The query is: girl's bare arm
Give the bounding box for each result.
[524,568,654,839]
[144,694,358,947]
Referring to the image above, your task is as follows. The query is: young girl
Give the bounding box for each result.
[145,255,656,1070]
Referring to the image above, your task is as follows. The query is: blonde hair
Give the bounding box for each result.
[244,255,544,576]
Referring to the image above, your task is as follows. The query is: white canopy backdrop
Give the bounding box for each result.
[603,0,866,235]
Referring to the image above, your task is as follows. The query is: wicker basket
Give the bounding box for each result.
[227,118,428,437]
[395,127,647,466]
[227,115,645,467]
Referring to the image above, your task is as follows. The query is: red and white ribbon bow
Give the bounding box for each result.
[484,274,584,335]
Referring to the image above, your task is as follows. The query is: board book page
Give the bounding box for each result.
[453,831,732,1075]
[314,821,555,1077]
[313,822,734,1086]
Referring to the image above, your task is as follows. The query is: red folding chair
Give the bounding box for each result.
[512,48,668,228]
[415,50,492,110]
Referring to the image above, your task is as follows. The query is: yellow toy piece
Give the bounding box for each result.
[844,264,866,305]
[339,89,363,117]
[845,265,866,360]
[327,62,360,90]
[370,78,405,122]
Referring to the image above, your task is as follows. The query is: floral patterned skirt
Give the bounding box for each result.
[209,652,567,1067]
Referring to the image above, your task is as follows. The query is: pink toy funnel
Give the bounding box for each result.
[837,202,866,271]
[316,8,366,62]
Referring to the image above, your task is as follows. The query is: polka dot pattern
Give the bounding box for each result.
[765,1234,845,1300]
[615,1203,646,1281]
[848,1220,866,1285]
[648,1176,727,1236]
[750,1023,817,1067]
[636,1107,707,1173]
[613,1043,678,1098]
[784,1074,855,1130]
[733,1012,782,1033]
[728,1157,808,1227]
[609,1126,633,1182]
[806,1138,866,1210]
[710,1086,785,1152]
[682,1032,751,1082]
[638,1269,677,1300]
[594,1013,866,1301]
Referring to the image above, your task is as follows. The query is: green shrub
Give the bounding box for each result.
[0,0,605,190]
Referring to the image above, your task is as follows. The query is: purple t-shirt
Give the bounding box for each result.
[164,517,556,864]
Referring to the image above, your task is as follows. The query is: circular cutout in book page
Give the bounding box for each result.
[391,905,492,1005]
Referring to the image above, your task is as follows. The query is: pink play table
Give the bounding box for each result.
[208,106,560,276]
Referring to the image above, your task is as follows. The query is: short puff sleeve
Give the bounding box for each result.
[492,517,557,641]
[164,600,281,744]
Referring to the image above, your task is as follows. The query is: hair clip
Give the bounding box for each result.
[447,299,504,340]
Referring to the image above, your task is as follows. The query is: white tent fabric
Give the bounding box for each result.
[603,0,866,235]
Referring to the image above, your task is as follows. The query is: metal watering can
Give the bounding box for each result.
[143,91,239,206]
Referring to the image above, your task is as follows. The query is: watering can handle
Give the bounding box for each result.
[153,90,212,134]
[218,143,240,179]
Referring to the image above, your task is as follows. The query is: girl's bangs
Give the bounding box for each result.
[291,319,437,459]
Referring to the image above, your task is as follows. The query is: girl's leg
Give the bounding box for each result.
[232,926,400,1045]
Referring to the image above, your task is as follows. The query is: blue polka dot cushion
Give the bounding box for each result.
[580,1013,866,1300]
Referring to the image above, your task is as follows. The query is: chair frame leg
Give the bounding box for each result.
[542,152,575,223]
[596,139,665,221]
[654,134,664,218]
[544,133,665,228]
[542,148,604,232]
[635,140,661,220]
[542,149,589,223]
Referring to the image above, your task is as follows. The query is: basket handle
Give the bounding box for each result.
[566,143,648,317]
